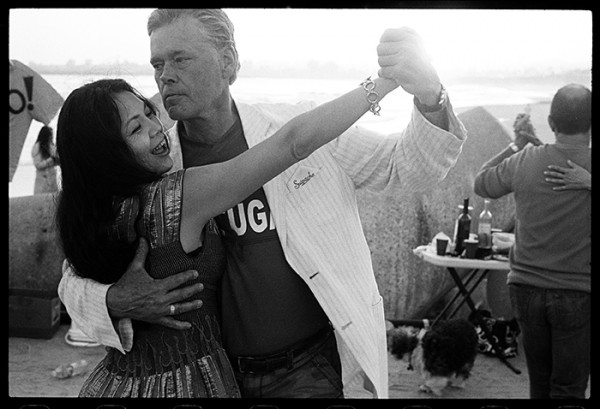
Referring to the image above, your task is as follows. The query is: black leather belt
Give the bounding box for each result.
[231,326,333,375]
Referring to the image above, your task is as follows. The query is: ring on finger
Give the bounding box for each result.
[169,304,176,315]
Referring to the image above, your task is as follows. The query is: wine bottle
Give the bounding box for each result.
[453,198,471,256]
[477,199,493,257]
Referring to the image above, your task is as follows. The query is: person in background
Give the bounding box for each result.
[513,108,591,192]
[474,83,591,399]
[31,125,59,194]
[486,108,591,323]
[58,9,467,398]
[9,59,63,183]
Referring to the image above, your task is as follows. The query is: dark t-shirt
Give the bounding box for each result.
[178,113,330,356]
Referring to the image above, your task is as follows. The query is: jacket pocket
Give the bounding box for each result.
[285,164,322,193]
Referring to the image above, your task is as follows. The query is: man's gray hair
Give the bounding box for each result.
[147,9,241,84]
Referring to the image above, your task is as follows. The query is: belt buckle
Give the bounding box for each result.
[237,355,256,375]
[237,351,294,375]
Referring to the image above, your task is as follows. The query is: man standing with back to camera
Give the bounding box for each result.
[474,84,591,399]
[59,9,467,398]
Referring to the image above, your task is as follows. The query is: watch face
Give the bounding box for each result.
[439,86,447,105]
[414,85,446,113]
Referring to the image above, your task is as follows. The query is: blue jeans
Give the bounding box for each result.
[509,283,590,399]
[232,330,343,398]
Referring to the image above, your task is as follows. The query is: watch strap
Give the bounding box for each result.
[413,84,447,113]
[509,142,520,152]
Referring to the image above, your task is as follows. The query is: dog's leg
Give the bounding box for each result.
[448,374,467,389]
[418,368,434,394]
[424,376,448,396]
[419,383,433,394]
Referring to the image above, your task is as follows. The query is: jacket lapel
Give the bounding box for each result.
[236,102,288,248]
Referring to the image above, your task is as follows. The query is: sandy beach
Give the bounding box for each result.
[8,323,531,399]
[8,323,590,409]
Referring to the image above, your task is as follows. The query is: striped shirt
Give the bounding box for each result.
[58,97,467,398]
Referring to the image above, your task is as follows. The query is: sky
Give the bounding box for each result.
[8,8,592,79]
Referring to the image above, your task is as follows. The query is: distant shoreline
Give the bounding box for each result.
[26,61,591,84]
[10,101,557,199]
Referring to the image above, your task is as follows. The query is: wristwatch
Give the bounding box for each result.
[413,84,447,113]
[508,142,520,153]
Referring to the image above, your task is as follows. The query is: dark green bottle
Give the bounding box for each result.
[453,198,471,256]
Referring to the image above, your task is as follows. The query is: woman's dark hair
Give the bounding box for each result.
[549,83,591,135]
[55,79,160,283]
[36,125,59,164]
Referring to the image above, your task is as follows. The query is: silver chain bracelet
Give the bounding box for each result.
[360,76,381,116]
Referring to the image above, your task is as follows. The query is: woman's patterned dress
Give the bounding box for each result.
[79,170,240,398]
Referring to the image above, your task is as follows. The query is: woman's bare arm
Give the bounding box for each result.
[180,77,397,250]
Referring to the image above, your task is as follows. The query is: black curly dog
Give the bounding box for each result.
[387,318,478,396]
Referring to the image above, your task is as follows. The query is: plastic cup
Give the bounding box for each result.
[436,238,449,256]
[464,239,479,259]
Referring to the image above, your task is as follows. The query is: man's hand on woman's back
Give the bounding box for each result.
[106,237,204,330]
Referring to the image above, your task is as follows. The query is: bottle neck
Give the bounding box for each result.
[462,199,470,214]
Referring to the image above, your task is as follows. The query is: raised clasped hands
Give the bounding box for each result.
[513,113,543,149]
[377,27,442,105]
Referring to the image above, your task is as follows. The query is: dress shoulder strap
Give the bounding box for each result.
[138,170,186,248]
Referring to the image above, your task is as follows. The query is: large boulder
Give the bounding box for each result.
[9,193,64,292]
[358,107,516,320]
